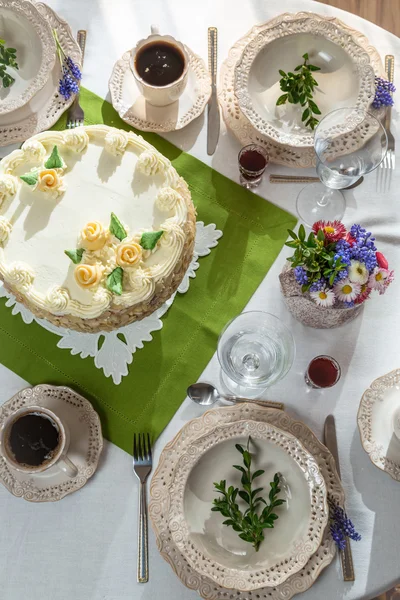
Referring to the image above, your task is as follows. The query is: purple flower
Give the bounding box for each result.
[53,30,82,101]
[58,60,80,101]
[333,268,349,285]
[328,497,361,550]
[66,56,82,81]
[294,266,308,285]
[309,278,326,292]
[330,522,346,550]
[372,77,395,109]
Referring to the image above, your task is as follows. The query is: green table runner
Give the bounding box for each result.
[0,88,296,454]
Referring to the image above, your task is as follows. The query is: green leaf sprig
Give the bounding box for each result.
[276,53,321,130]
[212,438,285,552]
[285,224,348,291]
[0,39,18,89]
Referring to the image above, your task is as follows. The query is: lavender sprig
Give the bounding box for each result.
[329,497,361,551]
[53,29,81,101]
[372,76,395,109]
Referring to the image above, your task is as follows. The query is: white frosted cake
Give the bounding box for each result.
[0,125,196,332]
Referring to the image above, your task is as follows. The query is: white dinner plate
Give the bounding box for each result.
[0,1,81,147]
[358,368,400,482]
[234,12,376,148]
[150,404,345,600]
[0,0,56,115]
[167,419,328,591]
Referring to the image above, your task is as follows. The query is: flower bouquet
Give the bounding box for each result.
[279,221,394,329]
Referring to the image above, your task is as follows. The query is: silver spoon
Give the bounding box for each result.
[187,382,284,410]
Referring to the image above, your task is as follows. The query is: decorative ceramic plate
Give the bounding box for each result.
[150,404,345,600]
[219,12,385,167]
[0,0,56,115]
[358,369,400,482]
[234,12,375,148]
[0,384,103,502]
[109,47,211,132]
[0,2,81,146]
[168,419,328,591]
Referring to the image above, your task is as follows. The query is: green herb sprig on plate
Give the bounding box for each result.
[0,39,18,89]
[212,437,285,552]
[276,53,321,130]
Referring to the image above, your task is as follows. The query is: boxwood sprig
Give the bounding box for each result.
[276,53,321,130]
[212,437,285,552]
[0,39,18,88]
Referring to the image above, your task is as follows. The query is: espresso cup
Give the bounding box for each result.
[0,405,78,478]
[130,25,189,107]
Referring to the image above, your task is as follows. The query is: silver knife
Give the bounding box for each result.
[324,415,355,581]
[207,27,220,155]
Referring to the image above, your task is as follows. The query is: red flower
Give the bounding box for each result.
[354,284,371,305]
[312,220,346,243]
[376,251,389,270]
[345,232,357,246]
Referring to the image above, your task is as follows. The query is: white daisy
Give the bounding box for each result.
[310,287,336,307]
[368,267,390,292]
[334,279,361,302]
[348,260,369,284]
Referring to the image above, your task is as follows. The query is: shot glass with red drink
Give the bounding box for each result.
[238,144,269,189]
[305,355,341,389]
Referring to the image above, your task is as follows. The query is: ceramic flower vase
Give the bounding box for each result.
[279,264,363,329]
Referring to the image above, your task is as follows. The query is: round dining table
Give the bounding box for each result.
[0,0,399,599]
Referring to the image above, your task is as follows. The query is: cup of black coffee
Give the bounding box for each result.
[0,405,78,477]
[130,25,189,106]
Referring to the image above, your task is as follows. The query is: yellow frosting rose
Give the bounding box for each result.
[37,169,63,193]
[74,264,103,289]
[116,242,142,268]
[80,221,107,251]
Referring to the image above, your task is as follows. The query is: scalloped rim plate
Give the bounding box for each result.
[0,2,81,146]
[149,404,345,600]
[167,419,328,591]
[234,12,376,148]
[358,368,400,482]
[0,0,56,115]
[219,12,385,167]
[0,384,103,502]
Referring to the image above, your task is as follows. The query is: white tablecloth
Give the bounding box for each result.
[1,1,399,599]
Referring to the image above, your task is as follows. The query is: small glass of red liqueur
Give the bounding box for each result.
[305,355,341,389]
[238,144,269,189]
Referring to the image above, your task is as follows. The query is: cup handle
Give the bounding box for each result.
[58,456,78,478]
[151,24,160,35]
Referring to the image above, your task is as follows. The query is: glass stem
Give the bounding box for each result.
[317,188,332,207]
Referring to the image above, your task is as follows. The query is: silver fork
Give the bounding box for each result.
[133,433,152,583]
[66,30,87,129]
[377,55,395,192]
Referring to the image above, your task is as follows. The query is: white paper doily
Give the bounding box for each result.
[0,221,222,385]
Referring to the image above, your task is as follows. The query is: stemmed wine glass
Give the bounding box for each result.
[296,107,388,225]
[217,311,295,398]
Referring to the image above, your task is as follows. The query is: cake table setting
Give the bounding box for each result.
[0,0,399,599]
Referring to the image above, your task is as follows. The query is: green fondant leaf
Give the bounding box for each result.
[20,170,38,186]
[64,248,84,264]
[110,212,127,241]
[45,145,64,169]
[140,230,164,250]
[106,266,123,296]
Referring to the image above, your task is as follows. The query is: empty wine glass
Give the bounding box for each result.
[217,311,295,398]
[296,107,388,225]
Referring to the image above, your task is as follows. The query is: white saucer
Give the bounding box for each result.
[358,369,400,482]
[0,384,103,502]
[0,2,81,147]
[109,47,211,132]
